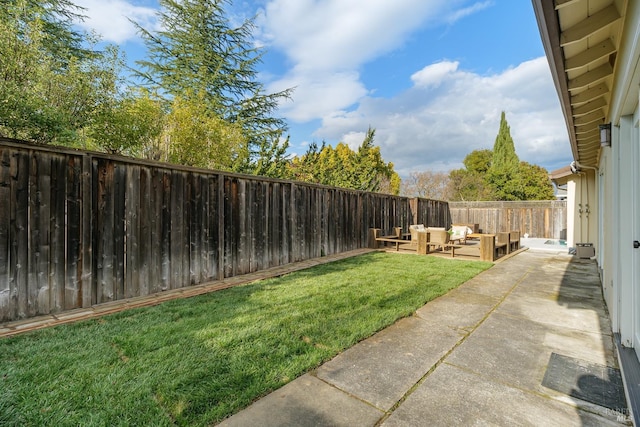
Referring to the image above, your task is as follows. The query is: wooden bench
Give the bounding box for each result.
[427,242,463,258]
[478,234,497,261]
[375,236,406,251]
[509,231,521,252]
[495,232,510,257]
[369,228,412,251]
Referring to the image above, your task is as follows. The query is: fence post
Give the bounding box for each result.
[368,228,380,249]
[416,231,428,255]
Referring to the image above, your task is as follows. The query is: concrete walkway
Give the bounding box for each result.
[219,250,631,426]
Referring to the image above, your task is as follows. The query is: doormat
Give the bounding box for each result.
[542,352,627,412]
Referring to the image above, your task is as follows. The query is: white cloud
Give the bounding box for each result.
[262,0,444,70]
[314,57,572,176]
[446,1,494,25]
[271,69,368,122]
[254,0,563,175]
[260,0,485,121]
[73,0,157,44]
[411,61,460,88]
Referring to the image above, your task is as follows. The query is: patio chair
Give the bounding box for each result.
[449,225,471,245]
[409,224,426,242]
[427,229,449,253]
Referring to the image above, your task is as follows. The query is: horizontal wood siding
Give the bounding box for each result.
[449,201,567,238]
[0,138,450,322]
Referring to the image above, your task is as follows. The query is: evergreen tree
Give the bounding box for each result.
[354,128,395,192]
[463,149,493,174]
[252,134,291,179]
[447,116,555,201]
[490,111,519,170]
[288,129,400,194]
[1,0,92,61]
[446,149,493,201]
[288,141,325,183]
[0,0,123,145]
[134,0,292,175]
[518,162,555,200]
[486,111,521,200]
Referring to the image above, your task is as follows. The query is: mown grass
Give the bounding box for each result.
[0,252,492,426]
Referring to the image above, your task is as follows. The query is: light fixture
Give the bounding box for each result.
[570,161,579,174]
[599,123,611,147]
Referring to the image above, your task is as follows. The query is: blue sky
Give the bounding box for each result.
[72,0,573,177]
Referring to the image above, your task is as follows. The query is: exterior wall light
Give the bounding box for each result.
[599,123,611,147]
[570,161,579,174]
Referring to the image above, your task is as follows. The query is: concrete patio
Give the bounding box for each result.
[219,249,631,426]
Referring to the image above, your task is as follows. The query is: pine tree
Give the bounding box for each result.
[2,0,92,61]
[0,0,123,145]
[134,0,292,175]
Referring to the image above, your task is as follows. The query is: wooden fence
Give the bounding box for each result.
[449,201,567,239]
[0,138,450,322]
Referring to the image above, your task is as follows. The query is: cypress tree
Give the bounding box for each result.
[491,111,519,171]
[486,111,521,200]
[451,112,555,201]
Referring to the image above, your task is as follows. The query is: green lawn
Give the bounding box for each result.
[0,252,492,426]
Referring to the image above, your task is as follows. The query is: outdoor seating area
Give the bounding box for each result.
[369,225,524,262]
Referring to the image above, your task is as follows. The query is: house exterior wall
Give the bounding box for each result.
[543,0,640,354]
[566,180,576,248]
[632,106,640,352]
[533,0,640,377]
[572,171,598,251]
[611,114,639,348]
[594,1,640,355]
[604,0,640,352]
[599,143,615,319]
[600,0,640,348]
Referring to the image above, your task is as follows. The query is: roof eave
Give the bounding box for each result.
[531,0,580,162]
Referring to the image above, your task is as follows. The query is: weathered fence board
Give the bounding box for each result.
[65,155,82,310]
[0,138,450,322]
[449,201,567,239]
[140,167,152,293]
[29,151,50,315]
[14,150,29,318]
[81,156,92,308]
[0,148,11,320]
